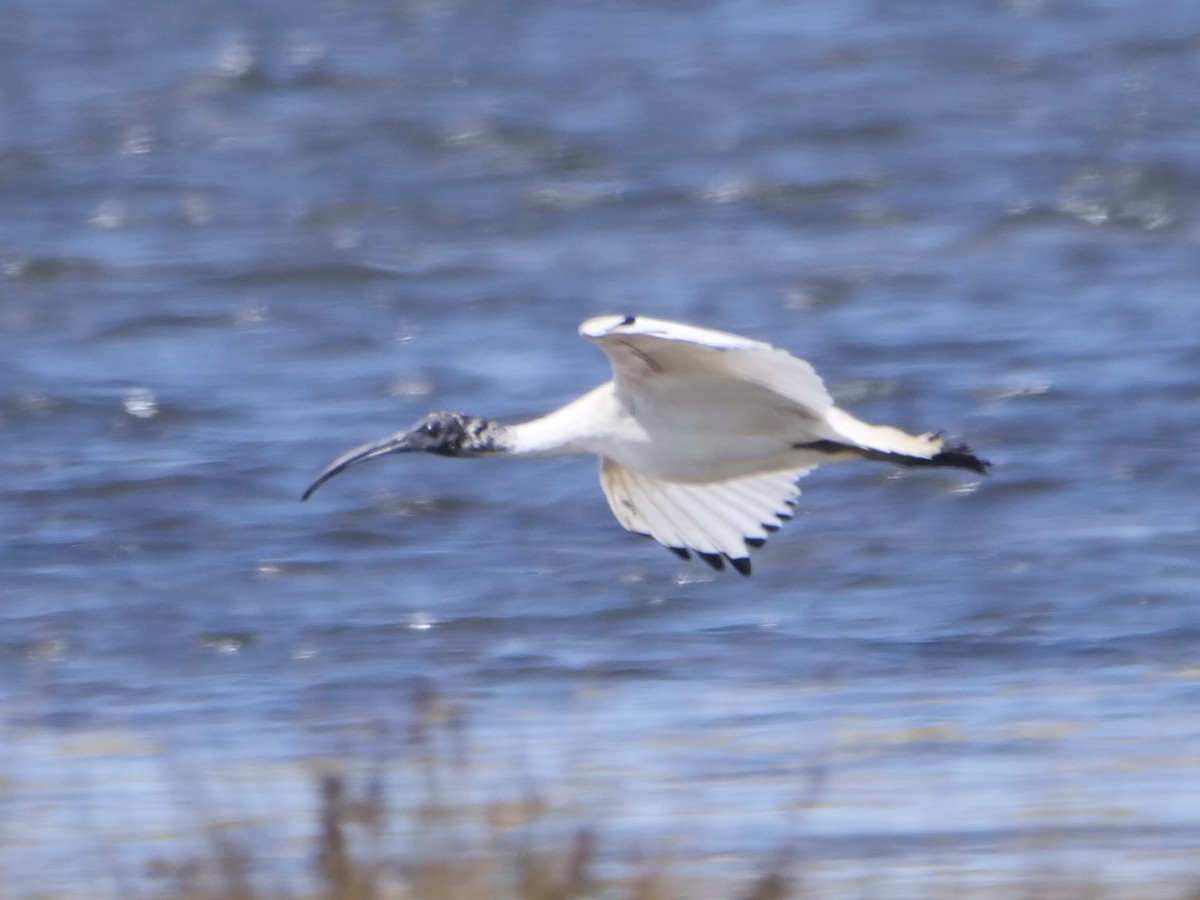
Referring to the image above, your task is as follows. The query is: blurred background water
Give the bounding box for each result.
[2,0,1199,895]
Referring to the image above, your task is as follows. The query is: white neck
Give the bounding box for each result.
[503,383,618,458]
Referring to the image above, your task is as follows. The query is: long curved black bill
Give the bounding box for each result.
[301,432,416,501]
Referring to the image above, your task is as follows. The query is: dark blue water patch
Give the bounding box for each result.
[474,658,677,687]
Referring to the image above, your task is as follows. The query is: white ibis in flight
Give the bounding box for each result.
[303,315,988,576]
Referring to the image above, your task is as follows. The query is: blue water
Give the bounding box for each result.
[3,0,1200,895]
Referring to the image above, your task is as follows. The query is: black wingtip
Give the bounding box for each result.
[668,546,691,561]
[729,556,752,577]
[697,551,725,572]
[745,537,767,548]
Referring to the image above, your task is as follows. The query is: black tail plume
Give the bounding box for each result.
[797,439,991,475]
[925,443,991,474]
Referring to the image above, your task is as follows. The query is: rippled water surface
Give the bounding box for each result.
[3,0,1200,895]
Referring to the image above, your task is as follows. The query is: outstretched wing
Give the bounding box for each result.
[599,458,809,576]
[580,314,948,462]
[579,314,834,417]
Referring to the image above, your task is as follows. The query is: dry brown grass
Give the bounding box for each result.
[142,766,793,900]
[134,683,794,900]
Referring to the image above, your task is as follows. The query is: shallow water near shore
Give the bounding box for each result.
[3,0,1200,895]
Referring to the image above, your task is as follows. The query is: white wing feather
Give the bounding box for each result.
[600,458,807,572]
[580,314,942,461]
[580,315,834,415]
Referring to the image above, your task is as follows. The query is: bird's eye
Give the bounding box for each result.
[423,421,441,437]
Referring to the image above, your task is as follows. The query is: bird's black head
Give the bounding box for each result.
[406,411,501,457]
[301,411,505,501]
